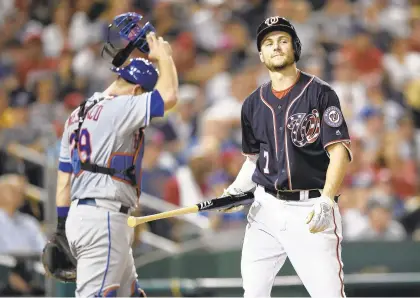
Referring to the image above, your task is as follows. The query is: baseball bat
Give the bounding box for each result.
[127,192,254,227]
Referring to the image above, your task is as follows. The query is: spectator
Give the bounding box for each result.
[355,107,385,165]
[153,84,201,158]
[315,0,355,51]
[339,186,370,241]
[404,76,420,131]
[55,48,78,98]
[339,27,384,82]
[330,60,369,126]
[408,18,420,52]
[0,89,41,151]
[365,82,405,131]
[163,139,218,207]
[0,174,46,254]
[382,37,420,94]
[15,31,58,88]
[400,195,420,238]
[29,74,67,137]
[41,1,72,58]
[0,86,13,130]
[353,196,407,241]
[0,171,45,297]
[141,130,172,199]
[383,116,418,198]
[205,148,247,230]
[68,0,106,52]
[289,0,321,63]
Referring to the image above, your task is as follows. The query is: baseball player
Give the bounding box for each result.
[223,17,352,297]
[54,32,178,297]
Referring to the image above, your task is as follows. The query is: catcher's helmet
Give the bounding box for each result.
[111,58,158,91]
[256,17,302,62]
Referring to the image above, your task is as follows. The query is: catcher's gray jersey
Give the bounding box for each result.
[58,90,163,208]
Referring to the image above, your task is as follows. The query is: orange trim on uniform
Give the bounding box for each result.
[271,71,301,99]
[132,131,144,196]
[259,83,278,160]
[107,152,135,186]
[102,285,120,297]
[332,208,345,298]
[323,139,351,149]
[259,83,279,190]
[324,139,353,162]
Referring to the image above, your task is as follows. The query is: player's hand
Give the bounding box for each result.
[305,195,334,233]
[146,32,172,62]
[219,188,245,213]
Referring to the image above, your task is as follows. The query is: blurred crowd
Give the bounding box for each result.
[1,0,420,268]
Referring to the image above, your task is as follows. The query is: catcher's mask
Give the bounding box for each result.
[42,233,77,283]
[101,12,155,67]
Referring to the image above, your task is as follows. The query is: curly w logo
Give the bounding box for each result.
[287,110,321,147]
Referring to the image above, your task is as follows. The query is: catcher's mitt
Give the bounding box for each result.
[42,232,77,283]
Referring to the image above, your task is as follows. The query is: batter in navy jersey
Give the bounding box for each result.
[222,17,352,297]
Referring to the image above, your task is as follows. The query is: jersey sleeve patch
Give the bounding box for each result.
[323,106,343,128]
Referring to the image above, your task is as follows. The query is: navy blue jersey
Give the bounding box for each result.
[241,71,352,191]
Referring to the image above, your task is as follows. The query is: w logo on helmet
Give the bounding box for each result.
[265,17,280,26]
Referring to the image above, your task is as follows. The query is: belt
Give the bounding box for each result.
[77,198,131,214]
[264,188,338,203]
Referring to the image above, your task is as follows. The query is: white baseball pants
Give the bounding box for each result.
[241,186,345,297]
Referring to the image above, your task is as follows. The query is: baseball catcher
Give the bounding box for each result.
[42,12,176,297]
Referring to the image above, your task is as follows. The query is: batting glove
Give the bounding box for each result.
[220,188,245,213]
[305,195,334,233]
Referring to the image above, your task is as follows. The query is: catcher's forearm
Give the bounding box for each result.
[226,155,258,193]
[56,171,71,225]
[155,56,178,111]
[56,171,71,207]
[322,143,350,200]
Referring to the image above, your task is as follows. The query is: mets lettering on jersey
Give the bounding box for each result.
[241,71,352,191]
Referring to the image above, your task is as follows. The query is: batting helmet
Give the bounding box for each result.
[256,17,302,62]
[111,58,158,91]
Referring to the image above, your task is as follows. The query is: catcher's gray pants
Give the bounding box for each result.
[66,199,138,297]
